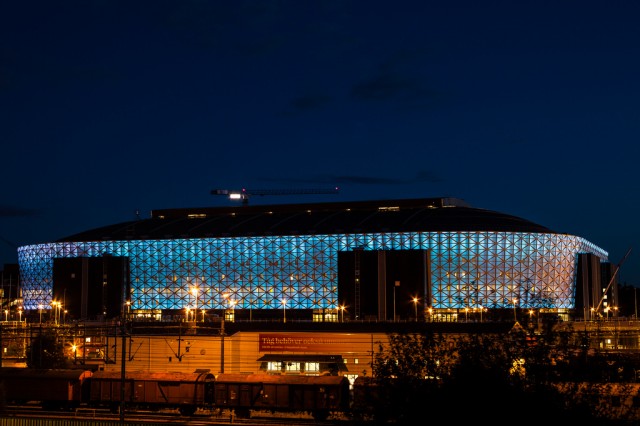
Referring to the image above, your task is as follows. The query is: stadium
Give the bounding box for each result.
[17,196,611,323]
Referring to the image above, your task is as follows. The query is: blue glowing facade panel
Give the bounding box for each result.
[18,232,607,312]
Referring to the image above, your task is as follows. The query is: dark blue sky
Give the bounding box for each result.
[1,1,639,283]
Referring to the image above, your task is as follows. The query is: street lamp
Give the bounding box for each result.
[38,304,43,324]
[55,302,61,324]
[3,309,7,321]
[605,306,610,320]
[18,307,22,322]
[513,298,518,322]
[282,298,287,323]
[340,305,345,323]
[412,297,419,321]
[191,287,199,323]
[185,307,191,322]
[464,307,469,322]
[51,301,58,324]
[228,299,236,322]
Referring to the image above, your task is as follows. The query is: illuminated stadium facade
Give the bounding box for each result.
[17,197,608,321]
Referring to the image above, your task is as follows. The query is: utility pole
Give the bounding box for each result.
[220,316,225,373]
[119,319,127,424]
[394,281,400,322]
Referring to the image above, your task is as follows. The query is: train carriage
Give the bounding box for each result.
[214,373,350,420]
[88,370,215,415]
[0,367,355,420]
[0,367,92,410]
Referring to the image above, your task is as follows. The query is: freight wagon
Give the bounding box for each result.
[214,373,350,420]
[0,367,353,420]
[88,370,215,415]
[0,367,91,410]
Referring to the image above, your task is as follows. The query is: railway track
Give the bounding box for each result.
[5,406,355,425]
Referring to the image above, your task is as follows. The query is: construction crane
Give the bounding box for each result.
[211,187,340,205]
[594,247,632,315]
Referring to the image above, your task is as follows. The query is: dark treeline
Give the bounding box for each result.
[365,322,640,425]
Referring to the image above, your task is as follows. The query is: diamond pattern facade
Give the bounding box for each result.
[18,231,606,313]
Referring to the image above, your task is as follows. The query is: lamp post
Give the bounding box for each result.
[38,304,43,324]
[393,281,400,322]
[228,299,236,322]
[340,305,345,323]
[18,307,22,322]
[51,301,58,324]
[3,309,7,321]
[412,297,418,321]
[479,305,483,322]
[191,287,199,323]
[513,298,518,322]
[428,307,433,322]
[222,293,230,321]
[537,308,541,329]
[282,298,287,323]
[605,306,610,320]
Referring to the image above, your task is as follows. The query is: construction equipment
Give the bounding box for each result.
[594,247,632,314]
[211,187,339,205]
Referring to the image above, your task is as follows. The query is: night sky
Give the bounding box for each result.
[1,1,639,284]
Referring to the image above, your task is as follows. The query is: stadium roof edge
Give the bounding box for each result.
[150,196,471,219]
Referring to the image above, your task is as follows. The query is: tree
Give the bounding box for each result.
[26,329,67,369]
[371,325,628,425]
[370,331,454,422]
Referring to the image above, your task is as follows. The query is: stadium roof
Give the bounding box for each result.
[57,197,556,243]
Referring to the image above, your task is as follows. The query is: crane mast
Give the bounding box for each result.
[594,247,632,314]
[211,187,339,205]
